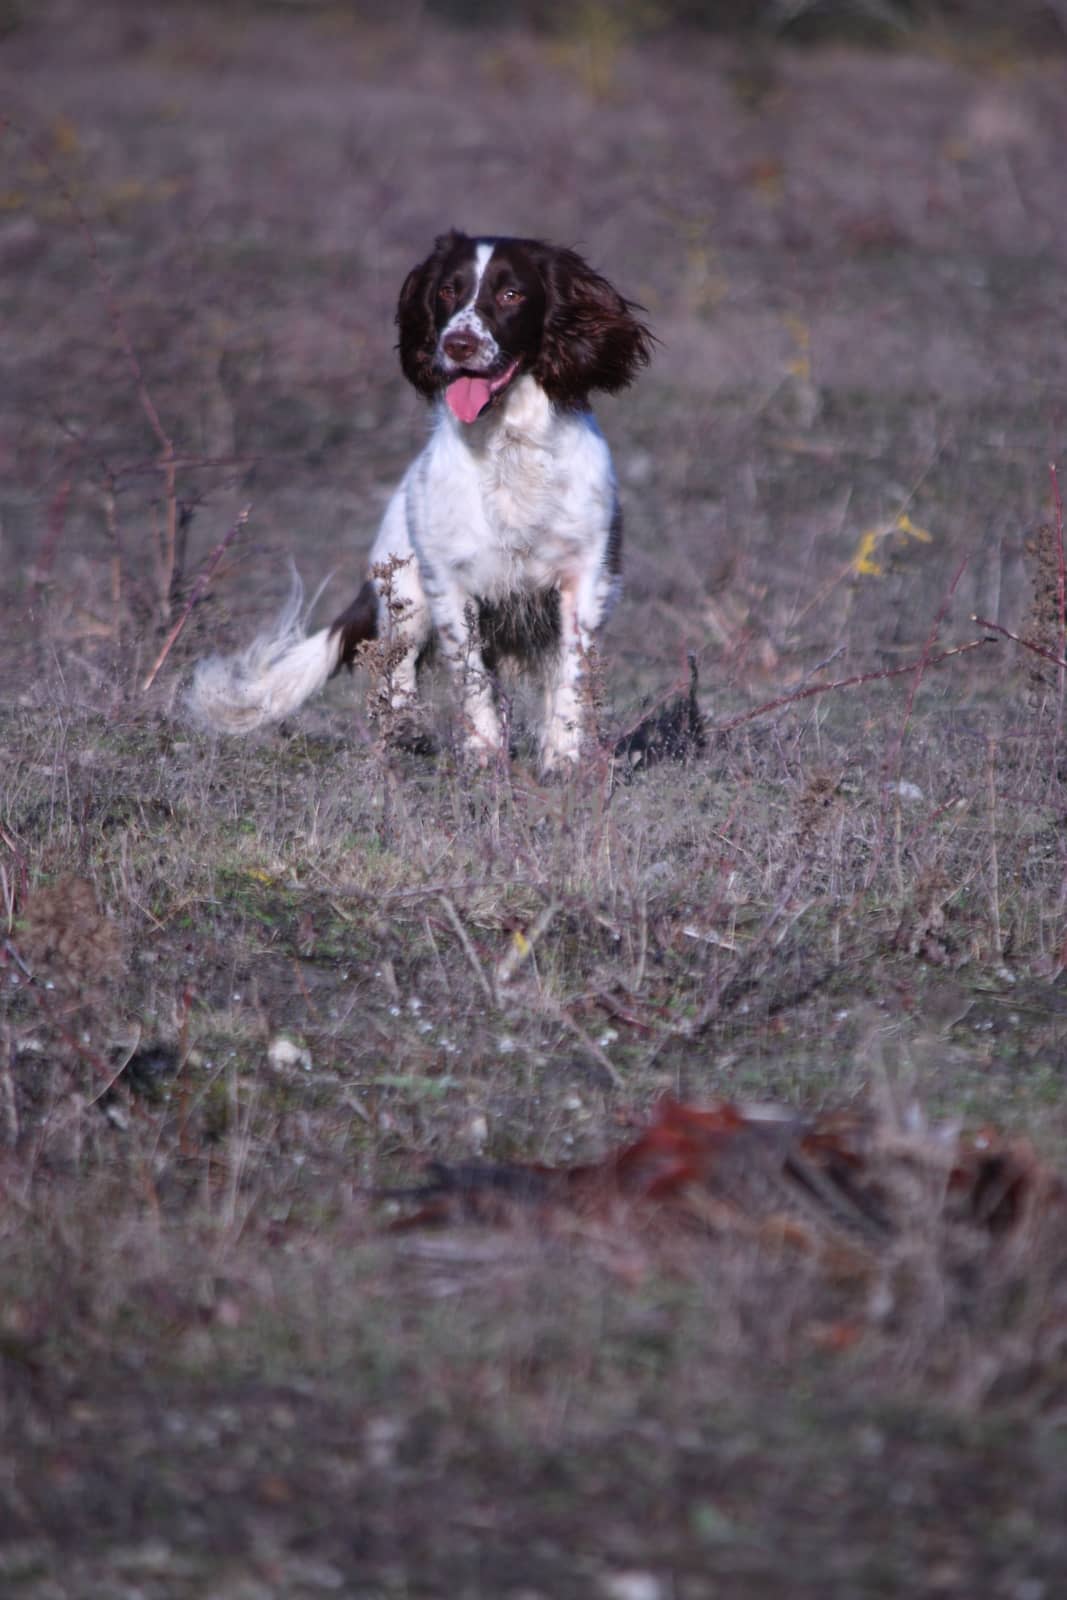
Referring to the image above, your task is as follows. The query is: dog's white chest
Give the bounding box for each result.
[412,386,614,599]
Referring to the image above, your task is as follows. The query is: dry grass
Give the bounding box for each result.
[3,4,1067,1594]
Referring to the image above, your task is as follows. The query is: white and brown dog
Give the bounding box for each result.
[188,230,652,771]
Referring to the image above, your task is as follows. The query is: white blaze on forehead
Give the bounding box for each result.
[440,239,500,368]
[446,240,494,323]
[470,239,494,300]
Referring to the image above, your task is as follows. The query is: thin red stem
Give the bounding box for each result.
[141,505,252,692]
[713,636,991,736]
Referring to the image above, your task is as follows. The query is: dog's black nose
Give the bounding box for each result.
[442,331,480,364]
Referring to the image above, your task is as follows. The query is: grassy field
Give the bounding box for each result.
[3,4,1067,1595]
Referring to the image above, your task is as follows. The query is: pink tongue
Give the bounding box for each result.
[446,376,493,424]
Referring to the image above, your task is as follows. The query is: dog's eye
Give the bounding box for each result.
[497,287,525,307]
[438,283,457,305]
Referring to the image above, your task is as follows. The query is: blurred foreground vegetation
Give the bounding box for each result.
[295,0,1067,51]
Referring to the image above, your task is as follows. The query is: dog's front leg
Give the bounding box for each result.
[428,583,503,760]
[541,580,596,773]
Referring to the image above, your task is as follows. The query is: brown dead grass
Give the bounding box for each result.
[3,3,1067,1594]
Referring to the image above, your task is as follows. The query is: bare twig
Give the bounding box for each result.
[971,616,1067,671]
[713,636,992,736]
[86,1024,144,1109]
[438,896,497,1008]
[549,1002,624,1089]
[141,503,251,692]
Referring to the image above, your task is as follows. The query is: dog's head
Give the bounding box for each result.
[396,231,653,421]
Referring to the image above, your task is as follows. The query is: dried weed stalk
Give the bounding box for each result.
[141,504,251,692]
[359,557,430,751]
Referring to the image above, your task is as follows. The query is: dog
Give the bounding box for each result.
[187,230,652,771]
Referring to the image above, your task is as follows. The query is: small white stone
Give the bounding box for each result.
[268,1036,312,1072]
[600,1574,663,1600]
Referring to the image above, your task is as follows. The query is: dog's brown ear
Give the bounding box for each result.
[531,246,654,409]
[396,231,468,397]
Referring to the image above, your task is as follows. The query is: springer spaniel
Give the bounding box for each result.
[188,230,652,770]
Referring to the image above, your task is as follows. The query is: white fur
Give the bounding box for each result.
[186,573,343,733]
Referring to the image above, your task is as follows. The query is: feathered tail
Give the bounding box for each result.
[185,570,377,734]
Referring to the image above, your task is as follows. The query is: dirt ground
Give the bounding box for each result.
[3,4,1067,1596]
